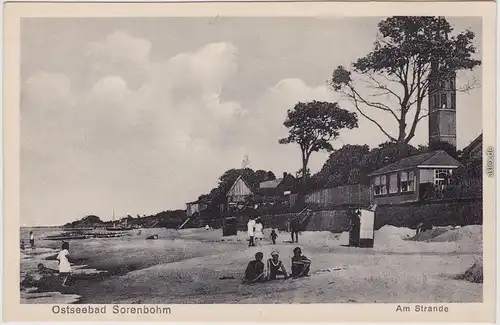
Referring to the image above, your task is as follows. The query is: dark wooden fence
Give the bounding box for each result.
[430,178,482,200]
[185,180,482,231]
[303,184,371,208]
[374,198,482,230]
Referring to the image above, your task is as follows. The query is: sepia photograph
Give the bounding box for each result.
[3,1,496,323]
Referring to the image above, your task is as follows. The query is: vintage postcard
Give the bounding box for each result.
[3,1,496,323]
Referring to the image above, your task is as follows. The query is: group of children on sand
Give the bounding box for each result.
[247,217,301,246]
[242,247,311,284]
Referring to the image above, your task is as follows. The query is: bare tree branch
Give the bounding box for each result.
[417,111,432,123]
[366,73,403,104]
[342,88,397,141]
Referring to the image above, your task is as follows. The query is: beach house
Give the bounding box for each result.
[226,175,254,210]
[257,172,297,204]
[368,150,463,205]
[460,133,482,161]
[186,201,200,218]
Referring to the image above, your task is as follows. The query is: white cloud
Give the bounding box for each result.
[21,62,365,226]
[21,32,250,226]
[85,31,153,90]
[228,78,347,176]
[87,31,152,66]
[23,72,74,109]
[20,19,483,226]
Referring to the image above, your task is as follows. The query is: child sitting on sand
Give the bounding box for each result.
[291,247,311,279]
[242,252,266,284]
[57,242,72,287]
[21,263,58,287]
[270,230,278,245]
[267,251,288,280]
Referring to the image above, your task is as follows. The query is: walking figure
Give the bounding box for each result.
[290,219,300,243]
[270,229,278,245]
[29,231,35,249]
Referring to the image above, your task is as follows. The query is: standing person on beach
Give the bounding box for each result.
[254,218,264,245]
[57,242,72,287]
[270,229,278,245]
[290,219,300,243]
[247,217,256,247]
[29,231,35,249]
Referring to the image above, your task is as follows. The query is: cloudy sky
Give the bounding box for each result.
[21,17,482,226]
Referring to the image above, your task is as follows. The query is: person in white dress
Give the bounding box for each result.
[57,242,72,287]
[247,218,256,247]
[254,218,264,245]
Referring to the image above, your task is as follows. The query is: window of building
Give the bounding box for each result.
[373,176,381,196]
[434,169,451,185]
[441,93,447,108]
[373,175,387,196]
[380,175,387,195]
[440,80,446,89]
[434,94,439,108]
[389,173,398,194]
[400,171,415,192]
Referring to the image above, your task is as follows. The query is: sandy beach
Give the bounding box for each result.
[21,225,482,304]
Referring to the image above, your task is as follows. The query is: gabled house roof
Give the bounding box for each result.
[257,187,282,197]
[461,133,482,157]
[368,150,463,177]
[226,175,254,197]
[259,178,283,189]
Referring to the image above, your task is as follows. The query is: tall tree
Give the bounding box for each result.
[279,101,358,191]
[329,16,481,144]
[360,141,421,180]
[429,140,458,158]
[255,169,276,183]
[313,144,370,188]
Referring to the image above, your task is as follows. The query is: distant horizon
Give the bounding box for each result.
[21,17,482,227]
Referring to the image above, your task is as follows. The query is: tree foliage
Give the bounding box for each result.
[312,141,426,187]
[360,141,424,174]
[313,145,370,188]
[329,16,481,144]
[279,101,358,188]
[451,156,482,183]
[429,140,458,158]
